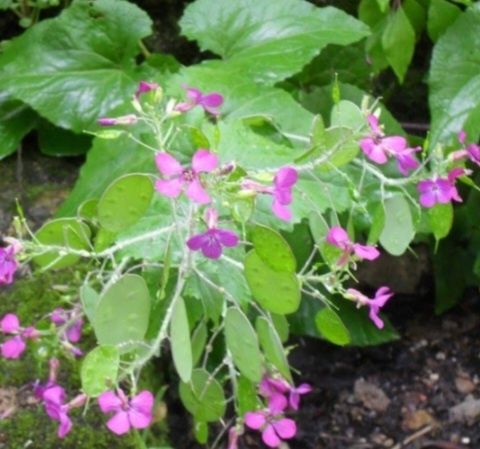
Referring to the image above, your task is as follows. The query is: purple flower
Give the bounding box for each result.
[187,208,239,259]
[227,427,239,449]
[244,398,296,448]
[360,115,419,175]
[155,149,218,204]
[0,313,39,359]
[97,114,138,126]
[271,167,298,221]
[175,86,224,116]
[98,389,154,435]
[50,308,83,344]
[346,286,394,329]
[326,226,379,266]
[135,81,159,98]
[242,166,298,222]
[42,385,73,438]
[417,169,465,208]
[259,376,312,411]
[0,245,18,286]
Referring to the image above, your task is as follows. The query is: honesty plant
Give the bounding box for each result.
[1,77,477,448]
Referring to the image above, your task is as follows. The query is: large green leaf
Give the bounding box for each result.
[170,297,193,383]
[56,134,155,217]
[0,95,37,159]
[179,369,226,422]
[81,345,120,397]
[427,0,462,42]
[0,0,152,132]
[429,4,480,146]
[93,274,151,348]
[225,308,263,382]
[180,0,369,84]
[315,307,350,346]
[244,250,301,315]
[379,196,415,256]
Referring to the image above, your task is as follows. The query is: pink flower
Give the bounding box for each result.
[242,167,298,222]
[0,313,39,359]
[50,308,83,344]
[227,427,239,449]
[360,115,419,175]
[187,208,239,259]
[135,81,159,98]
[259,376,311,411]
[98,389,154,435]
[244,398,296,448]
[41,385,73,438]
[346,286,394,329]
[326,226,379,266]
[97,114,138,126]
[417,169,465,208]
[175,86,224,116]
[0,245,18,286]
[155,149,218,204]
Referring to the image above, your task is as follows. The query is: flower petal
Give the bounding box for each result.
[215,229,239,248]
[0,313,20,333]
[360,138,388,164]
[191,149,218,173]
[352,244,380,261]
[155,178,183,198]
[98,391,122,413]
[368,306,384,329]
[155,152,182,176]
[107,411,131,435]
[57,411,73,438]
[244,411,266,430]
[66,319,83,343]
[272,199,292,222]
[382,136,407,154]
[1,336,26,359]
[274,167,298,189]
[130,390,154,416]
[43,386,66,405]
[268,393,288,414]
[201,237,223,260]
[185,179,211,204]
[128,408,152,429]
[187,233,208,251]
[326,227,350,249]
[272,418,297,439]
[262,424,282,448]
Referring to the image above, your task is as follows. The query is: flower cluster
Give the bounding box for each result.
[0,239,21,286]
[0,313,39,359]
[326,226,379,266]
[243,376,311,448]
[360,115,420,175]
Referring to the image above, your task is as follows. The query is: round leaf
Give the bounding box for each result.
[315,308,350,346]
[81,345,120,397]
[98,173,153,233]
[80,284,100,323]
[244,250,301,315]
[170,297,193,383]
[179,369,226,422]
[379,196,414,256]
[225,308,263,383]
[428,202,453,241]
[33,218,91,269]
[251,225,296,273]
[94,274,151,348]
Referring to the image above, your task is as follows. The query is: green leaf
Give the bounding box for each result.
[170,297,193,383]
[191,321,208,366]
[251,225,296,273]
[225,308,263,383]
[37,120,91,156]
[33,218,91,269]
[194,420,209,444]
[180,0,369,84]
[0,0,152,132]
[0,95,37,159]
[315,308,350,346]
[80,284,100,323]
[237,375,260,415]
[429,4,480,146]
[403,0,427,35]
[428,202,453,241]
[98,174,154,233]
[427,0,462,42]
[179,368,226,422]
[330,100,366,130]
[81,345,120,397]
[382,6,416,82]
[375,0,390,13]
[94,274,151,348]
[358,0,386,27]
[367,203,386,245]
[56,134,155,217]
[244,250,301,315]
[379,196,415,255]
[256,316,291,381]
